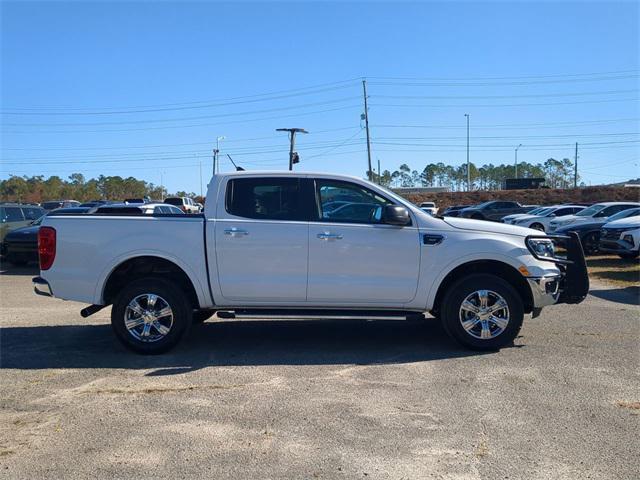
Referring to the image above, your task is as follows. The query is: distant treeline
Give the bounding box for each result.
[0,174,201,203]
[372,158,580,190]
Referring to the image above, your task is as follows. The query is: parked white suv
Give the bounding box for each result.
[511,205,586,232]
[163,196,199,214]
[599,215,640,259]
[548,202,640,233]
[33,172,589,354]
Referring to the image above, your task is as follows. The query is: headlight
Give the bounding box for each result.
[526,238,556,259]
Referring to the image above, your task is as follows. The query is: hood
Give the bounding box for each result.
[549,214,586,226]
[603,216,640,230]
[442,216,537,237]
[555,220,605,233]
[502,213,529,221]
[511,213,541,223]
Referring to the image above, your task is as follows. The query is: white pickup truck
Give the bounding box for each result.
[33,172,589,354]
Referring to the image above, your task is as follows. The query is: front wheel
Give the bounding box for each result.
[440,274,524,350]
[111,277,192,354]
[582,232,600,255]
[530,222,545,232]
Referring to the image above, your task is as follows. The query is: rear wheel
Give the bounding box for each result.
[441,274,523,350]
[111,277,191,354]
[582,232,600,255]
[530,222,545,232]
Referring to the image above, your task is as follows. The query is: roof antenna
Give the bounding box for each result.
[227,154,245,171]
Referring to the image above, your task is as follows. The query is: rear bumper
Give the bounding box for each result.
[32,276,53,297]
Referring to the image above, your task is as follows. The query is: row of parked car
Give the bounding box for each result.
[418,200,640,259]
[0,197,202,265]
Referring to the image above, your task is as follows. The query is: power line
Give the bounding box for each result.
[3,96,361,127]
[2,104,363,133]
[368,73,639,87]
[0,126,361,152]
[1,78,361,112]
[372,118,640,130]
[366,69,638,81]
[370,98,637,108]
[373,89,637,100]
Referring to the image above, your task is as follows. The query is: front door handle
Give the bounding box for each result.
[317,232,343,241]
[224,228,249,237]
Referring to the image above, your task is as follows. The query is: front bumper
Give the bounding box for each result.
[525,232,590,309]
[599,238,638,254]
[527,275,561,309]
[33,276,53,297]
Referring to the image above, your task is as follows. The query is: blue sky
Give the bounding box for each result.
[1,0,638,194]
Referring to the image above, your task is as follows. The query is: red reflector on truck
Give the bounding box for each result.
[38,227,56,270]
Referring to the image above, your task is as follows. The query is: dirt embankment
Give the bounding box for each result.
[401,186,640,211]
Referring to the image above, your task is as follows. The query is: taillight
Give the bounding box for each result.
[38,227,56,270]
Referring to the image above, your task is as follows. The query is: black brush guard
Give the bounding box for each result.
[526,232,590,305]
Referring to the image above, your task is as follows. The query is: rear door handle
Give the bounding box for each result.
[224,228,249,237]
[317,232,343,241]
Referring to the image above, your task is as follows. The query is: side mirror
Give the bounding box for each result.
[382,205,410,226]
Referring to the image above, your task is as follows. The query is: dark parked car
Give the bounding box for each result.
[41,200,81,210]
[2,207,91,265]
[555,207,640,255]
[441,205,471,217]
[458,201,537,221]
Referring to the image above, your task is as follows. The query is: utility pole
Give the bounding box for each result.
[276,128,308,170]
[199,161,203,198]
[515,144,523,178]
[377,158,381,184]
[574,142,578,188]
[362,80,373,181]
[464,114,470,191]
[160,171,164,201]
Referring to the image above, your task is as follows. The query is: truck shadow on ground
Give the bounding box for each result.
[589,287,640,306]
[0,319,496,373]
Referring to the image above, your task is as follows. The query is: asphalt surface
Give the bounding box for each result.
[0,264,638,479]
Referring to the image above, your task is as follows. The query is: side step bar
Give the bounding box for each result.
[216,309,426,321]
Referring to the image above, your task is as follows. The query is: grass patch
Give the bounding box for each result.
[587,255,640,287]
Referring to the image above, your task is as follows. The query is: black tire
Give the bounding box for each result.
[581,232,600,255]
[530,222,545,232]
[440,274,524,351]
[111,277,192,354]
[192,310,215,324]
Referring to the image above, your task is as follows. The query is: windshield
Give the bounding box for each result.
[535,207,555,216]
[607,207,640,222]
[575,204,605,217]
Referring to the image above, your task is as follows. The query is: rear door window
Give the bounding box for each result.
[226,177,304,221]
[4,207,24,222]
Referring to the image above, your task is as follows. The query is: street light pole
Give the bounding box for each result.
[515,144,523,178]
[464,114,470,191]
[213,136,225,175]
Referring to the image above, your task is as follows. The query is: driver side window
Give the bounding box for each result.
[315,180,392,224]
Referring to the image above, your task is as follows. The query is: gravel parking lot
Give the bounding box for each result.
[0,265,638,479]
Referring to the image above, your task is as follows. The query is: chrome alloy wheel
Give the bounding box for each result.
[458,289,510,340]
[124,293,174,343]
